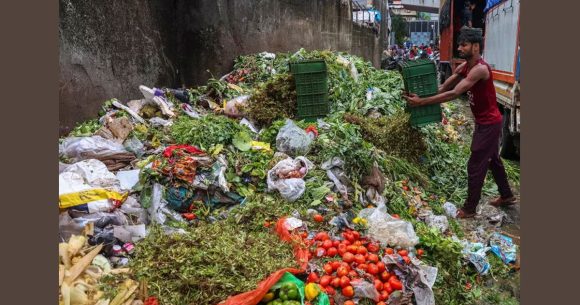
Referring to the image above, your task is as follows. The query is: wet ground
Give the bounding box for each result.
[452,99,521,304]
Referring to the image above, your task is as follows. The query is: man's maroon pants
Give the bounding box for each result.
[463,122,514,213]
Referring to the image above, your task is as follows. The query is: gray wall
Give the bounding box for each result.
[59,0,386,135]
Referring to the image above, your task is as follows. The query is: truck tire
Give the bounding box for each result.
[500,110,518,160]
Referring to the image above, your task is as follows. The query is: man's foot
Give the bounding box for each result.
[489,196,517,208]
[457,208,477,219]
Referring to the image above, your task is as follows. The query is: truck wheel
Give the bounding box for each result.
[500,110,518,160]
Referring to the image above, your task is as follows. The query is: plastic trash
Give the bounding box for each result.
[139,85,176,117]
[62,159,120,189]
[119,195,148,224]
[111,99,146,124]
[180,103,201,119]
[147,183,185,225]
[320,157,351,198]
[489,232,518,264]
[283,217,304,231]
[224,95,250,118]
[461,241,491,275]
[116,169,140,191]
[366,202,419,248]
[240,118,259,133]
[123,136,146,158]
[267,157,314,202]
[61,136,136,171]
[113,224,147,243]
[351,279,380,302]
[443,202,458,218]
[276,120,316,157]
[92,255,112,273]
[424,212,449,233]
[149,117,173,127]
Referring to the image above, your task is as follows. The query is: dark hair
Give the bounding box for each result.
[458,26,484,52]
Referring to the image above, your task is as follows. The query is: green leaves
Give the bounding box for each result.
[232,131,252,151]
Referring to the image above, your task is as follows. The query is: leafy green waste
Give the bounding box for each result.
[130,224,298,305]
[170,114,249,151]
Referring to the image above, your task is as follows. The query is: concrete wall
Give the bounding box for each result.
[59,0,386,134]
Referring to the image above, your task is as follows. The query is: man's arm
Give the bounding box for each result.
[438,62,466,93]
[409,64,488,106]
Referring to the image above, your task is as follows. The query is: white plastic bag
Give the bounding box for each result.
[351,279,380,302]
[61,136,132,163]
[443,202,458,218]
[267,157,313,202]
[276,119,315,156]
[425,212,449,233]
[139,85,176,117]
[224,95,250,118]
[366,202,419,248]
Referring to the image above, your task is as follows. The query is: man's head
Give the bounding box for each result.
[467,0,476,10]
[457,26,484,59]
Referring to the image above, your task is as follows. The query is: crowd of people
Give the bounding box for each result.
[382,41,439,65]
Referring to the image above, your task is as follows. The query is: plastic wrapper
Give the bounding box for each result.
[424,212,449,233]
[443,202,458,218]
[320,157,351,198]
[111,99,146,124]
[224,95,250,118]
[365,202,419,248]
[147,183,185,225]
[123,136,146,158]
[139,85,176,117]
[351,279,380,302]
[461,241,491,274]
[180,103,201,118]
[276,120,316,156]
[489,232,518,264]
[267,157,313,202]
[149,117,173,127]
[116,169,140,191]
[119,195,148,224]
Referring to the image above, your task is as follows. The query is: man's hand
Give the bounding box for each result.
[403,93,423,107]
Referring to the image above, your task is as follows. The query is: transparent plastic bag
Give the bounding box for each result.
[366,203,419,248]
[276,120,315,156]
[61,136,134,164]
[224,95,250,118]
[124,136,146,158]
[425,212,449,233]
[443,202,458,218]
[267,157,313,202]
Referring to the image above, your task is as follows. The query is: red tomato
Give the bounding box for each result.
[315,232,330,241]
[344,301,355,305]
[346,245,358,254]
[332,240,340,247]
[307,272,319,283]
[351,231,361,240]
[402,186,409,191]
[417,249,425,256]
[327,247,338,257]
[324,263,334,275]
[336,266,349,277]
[379,290,390,301]
[322,240,333,249]
[348,270,358,278]
[384,282,393,293]
[385,248,395,255]
[377,302,386,305]
[380,271,391,282]
[374,279,384,291]
[342,252,355,263]
[313,214,324,222]
[402,255,411,264]
[320,275,332,287]
[367,243,380,253]
[316,247,326,257]
[389,277,403,290]
[377,261,386,273]
[367,263,379,275]
[356,263,368,271]
[330,261,341,270]
[398,249,409,256]
[339,276,351,288]
[325,286,336,295]
[392,214,400,219]
[356,246,368,255]
[339,262,351,270]
[342,239,352,246]
[354,240,363,247]
[367,253,379,263]
[342,285,355,298]
[354,254,366,264]
[331,277,341,288]
[344,232,355,242]
[337,244,347,256]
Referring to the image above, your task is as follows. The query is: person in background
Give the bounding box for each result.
[403,27,516,218]
[462,0,476,28]
[426,45,433,55]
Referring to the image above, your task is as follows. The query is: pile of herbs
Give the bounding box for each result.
[170,114,249,151]
[244,73,297,127]
[130,223,298,305]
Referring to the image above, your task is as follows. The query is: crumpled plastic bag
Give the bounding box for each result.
[365,202,419,248]
[382,254,438,305]
[139,85,176,117]
[424,211,449,233]
[443,202,458,218]
[267,157,313,202]
[149,117,173,127]
[61,136,136,171]
[351,279,380,302]
[147,183,186,226]
[224,95,250,118]
[276,119,316,156]
[59,210,129,241]
[320,157,351,198]
[123,136,146,158]
[460,240,491,274]
[489,232,518,264]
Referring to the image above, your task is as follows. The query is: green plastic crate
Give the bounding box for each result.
[399,60,442,126]
[289,59,330,120]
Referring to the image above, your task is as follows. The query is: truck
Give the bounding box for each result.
[438,0,520,159]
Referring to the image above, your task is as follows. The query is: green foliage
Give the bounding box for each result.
[170,114,248,151]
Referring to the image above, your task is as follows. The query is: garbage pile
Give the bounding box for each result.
[59,49,520,305]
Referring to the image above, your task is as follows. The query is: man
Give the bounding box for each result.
[462,1,476,28]
[403,27,517,218]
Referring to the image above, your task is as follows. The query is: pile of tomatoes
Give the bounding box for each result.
[225,68,251,84]
[302,229,420,305]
